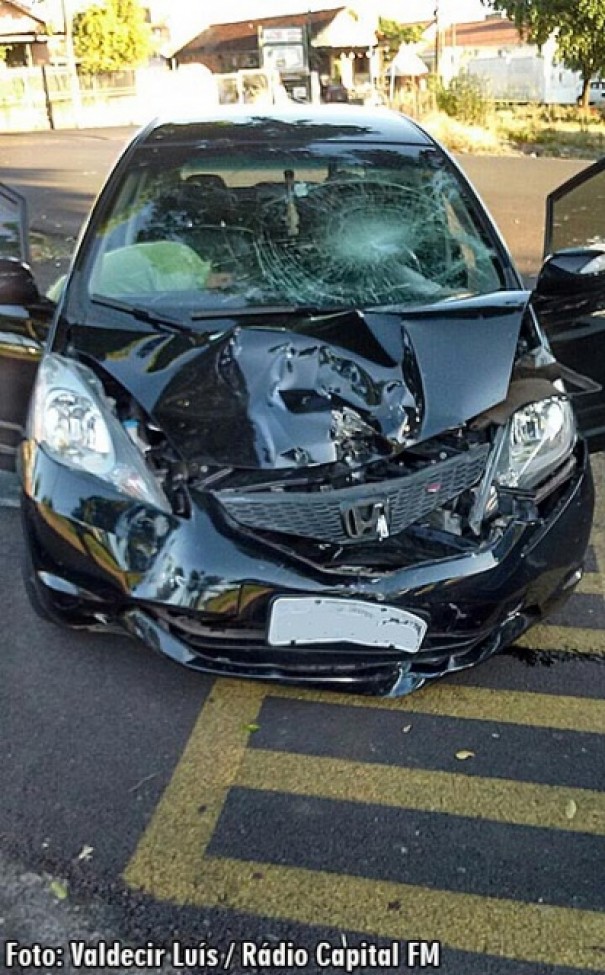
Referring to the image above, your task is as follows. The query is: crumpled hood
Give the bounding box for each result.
[71,291,530,470]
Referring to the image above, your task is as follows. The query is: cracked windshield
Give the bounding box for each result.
[87,143,504,314]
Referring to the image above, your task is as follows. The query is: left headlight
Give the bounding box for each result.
[495,396,576,491]
[28,353,170,512]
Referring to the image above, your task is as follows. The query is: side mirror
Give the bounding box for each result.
[535,247,605,299]
[0,257,40,305]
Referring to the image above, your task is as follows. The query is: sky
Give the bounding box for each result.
[198,1,490,26]
[27,0,491,30]
[25,0,492,55]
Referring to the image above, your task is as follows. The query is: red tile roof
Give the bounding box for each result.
[441,18,525,48]
[177,7,347,57]
[1,0,47,28]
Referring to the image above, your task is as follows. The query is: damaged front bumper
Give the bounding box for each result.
[20,438,594,696]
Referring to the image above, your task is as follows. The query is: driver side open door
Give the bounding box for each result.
[0,184,53,470]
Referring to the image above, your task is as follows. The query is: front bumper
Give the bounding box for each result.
[20,440,594,696]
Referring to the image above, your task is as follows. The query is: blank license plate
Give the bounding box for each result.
[268,597,427,653]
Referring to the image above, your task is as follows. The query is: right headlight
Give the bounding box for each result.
[495,396,576,491]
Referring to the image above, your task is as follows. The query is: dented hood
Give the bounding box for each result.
[73,290,529,469]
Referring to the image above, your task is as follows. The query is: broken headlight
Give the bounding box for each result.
[495,397,576,491]
[28,353,170,512]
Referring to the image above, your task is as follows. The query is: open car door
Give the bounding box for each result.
[532,157,605,451]
[0,184,54,471]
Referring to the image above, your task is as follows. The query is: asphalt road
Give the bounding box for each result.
[0,130,604,975]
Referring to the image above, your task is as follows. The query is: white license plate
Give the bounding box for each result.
[268,597,427,653]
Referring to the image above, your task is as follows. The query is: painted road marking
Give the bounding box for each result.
[125,678,605,970]
[125,680,264,898]
[250,695,602,790]
[515,623,605,654]
[182,857,605,971]
[211,791,603,912]
[577,572,603,596]
[237,749,605,835]
[271,683,605,734]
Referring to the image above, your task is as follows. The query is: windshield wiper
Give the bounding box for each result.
[91,295,356,332]
[90,295,193,336]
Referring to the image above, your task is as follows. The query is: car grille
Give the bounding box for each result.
[214,444,490,544]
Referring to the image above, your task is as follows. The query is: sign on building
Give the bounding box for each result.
[259,26,307,74]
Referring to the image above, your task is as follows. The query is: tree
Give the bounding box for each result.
[486,0,605,106]
[73,0,152,74]
[377,18,424,66]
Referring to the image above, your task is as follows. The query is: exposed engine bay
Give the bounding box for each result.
[75,295,579,585]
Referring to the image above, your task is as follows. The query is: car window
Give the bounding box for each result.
[83,143,504,314]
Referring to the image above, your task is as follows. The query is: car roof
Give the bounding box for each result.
[138,105,433,148]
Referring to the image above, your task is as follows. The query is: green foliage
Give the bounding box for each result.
[436,72,493,126]
[378,17,424,63]
[73,0,152,74]
[486,0,605,105]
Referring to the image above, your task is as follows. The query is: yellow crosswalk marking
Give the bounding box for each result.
[124,679,264,895]
[124,675,605,972]
[271,683,605,734]
[515,624,605,654]
[183,857,605,971]
[238,749,605,836]
[577,572,603,596]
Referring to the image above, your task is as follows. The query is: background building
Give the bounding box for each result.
[0,0,49,66]
[172,5,379,93]
[424,16,582,103]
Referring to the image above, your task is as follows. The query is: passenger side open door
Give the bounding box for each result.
[532,157,605,451]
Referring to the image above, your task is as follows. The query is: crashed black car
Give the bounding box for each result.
[2,106,605,696]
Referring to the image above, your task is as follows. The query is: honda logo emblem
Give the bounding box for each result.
[342,500,390,540]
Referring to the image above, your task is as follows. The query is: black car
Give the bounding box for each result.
[2,106,605,696]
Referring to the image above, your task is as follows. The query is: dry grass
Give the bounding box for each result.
[421,111,509,154]
[416,106,605,158]
[498,107,605,157]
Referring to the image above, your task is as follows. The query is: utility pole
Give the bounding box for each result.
[60,0,82,125]
[434,0,440,80]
